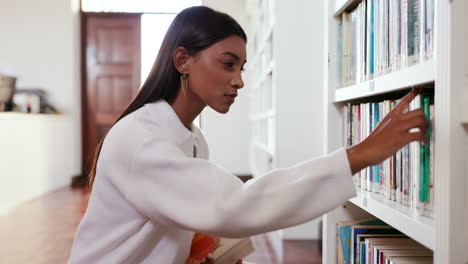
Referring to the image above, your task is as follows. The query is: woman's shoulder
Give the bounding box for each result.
[103,101,190,153]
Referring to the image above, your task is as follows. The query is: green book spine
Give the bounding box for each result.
[419,95,425,204]
[423,96,431,203]
[419,135,425,204]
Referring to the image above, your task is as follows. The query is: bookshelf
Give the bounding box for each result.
[350,189,434,249]
[323,0,468,264]
[247,0,276,178]
[246,0,330,239]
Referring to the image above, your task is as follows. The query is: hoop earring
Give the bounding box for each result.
[181,72,189,96]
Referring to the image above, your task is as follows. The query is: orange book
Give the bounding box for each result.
[186,233,221,264]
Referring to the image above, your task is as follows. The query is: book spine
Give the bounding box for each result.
[401,0,408,67]
[384,0,390,73]
[411,95,421,214]
[337,18,343,88]
[402,144,410,206]
[425,0,434,58]
[354,105,361,187]
[419,0,426,63]
[391,102,397,201]
[343,12,350,87]
[407,0,420,66]
[375,0,380,77]
[429,104,435,217]
[360,103,367,190]
[362,2,367,82]
[419,107,425,216]
[396,149,402,203]
[423,96,431,216]
[355,6,361,85]
[385,101,392,200]
[414,0,420,64]
[379,102,384,194]
[396,0,402,70]
[373,103,381,192]
[366,103,371,191]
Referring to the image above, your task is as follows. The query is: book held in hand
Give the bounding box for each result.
[186,233,255,264]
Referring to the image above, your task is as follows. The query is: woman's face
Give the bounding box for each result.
[187,35,246,114]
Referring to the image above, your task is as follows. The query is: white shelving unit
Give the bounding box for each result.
[248,0,276,178]
[349,189,434,249]
[247,0,330,239]
[323,0,468,263]
[335,59,435,102]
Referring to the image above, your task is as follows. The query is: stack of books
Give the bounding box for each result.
[337,218,432,264]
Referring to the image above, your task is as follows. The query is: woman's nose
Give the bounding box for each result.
[232,72,244,89]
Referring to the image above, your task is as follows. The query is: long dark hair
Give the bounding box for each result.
[87,6,247,189]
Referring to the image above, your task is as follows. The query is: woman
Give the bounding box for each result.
[68,6,428,264]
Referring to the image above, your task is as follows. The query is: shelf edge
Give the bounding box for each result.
[349,189,435,250]
[334,59,435,102]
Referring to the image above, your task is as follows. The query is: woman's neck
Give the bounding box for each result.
[169,91,205,130]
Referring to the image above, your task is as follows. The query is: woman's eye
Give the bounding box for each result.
[223,61,234,68]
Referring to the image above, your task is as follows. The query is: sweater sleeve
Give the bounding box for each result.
[107,138,357,238]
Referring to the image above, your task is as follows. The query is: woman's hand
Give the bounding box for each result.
[200,255,243,264]
[200,254,214,264]
[346,88,429,175]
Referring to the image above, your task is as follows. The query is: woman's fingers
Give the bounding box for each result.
[399,108,429,136]
[201,254,214,264]
[399,108,425,121]
[370,89,423,130]
[399,114,429,134]
[407,130,428,146]
[393,88,424,114]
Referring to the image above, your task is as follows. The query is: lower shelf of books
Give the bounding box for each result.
[348,188,434,251]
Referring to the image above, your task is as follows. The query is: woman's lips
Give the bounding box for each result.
[225,94,237,103]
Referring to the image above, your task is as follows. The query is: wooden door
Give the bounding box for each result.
[82,13,141,173]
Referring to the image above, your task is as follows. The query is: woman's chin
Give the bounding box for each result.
[211,104,231,114]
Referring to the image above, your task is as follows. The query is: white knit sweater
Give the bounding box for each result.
[68,100,356,264]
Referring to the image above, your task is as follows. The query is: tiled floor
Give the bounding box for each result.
[0,187,321,263]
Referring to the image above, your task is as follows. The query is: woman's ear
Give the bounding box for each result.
[173,47,191,74]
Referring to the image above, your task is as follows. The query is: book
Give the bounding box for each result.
[336,218,386,264]
[380,249,433,264]
[350,225,402,264]
[365,239,427,264]
[428,103,434,217]
[386,256,433,264]
[213,237,255,264]
[186,233,255,264]
[355,234,407,264]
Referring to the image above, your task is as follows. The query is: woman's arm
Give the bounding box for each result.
[346,88,428,174]
[104,139,355,238]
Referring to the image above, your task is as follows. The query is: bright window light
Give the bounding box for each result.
[141,14,176,83]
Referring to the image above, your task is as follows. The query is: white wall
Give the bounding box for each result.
[201,0,252,175]
[0,0,82,199]
[273,0,326,239]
